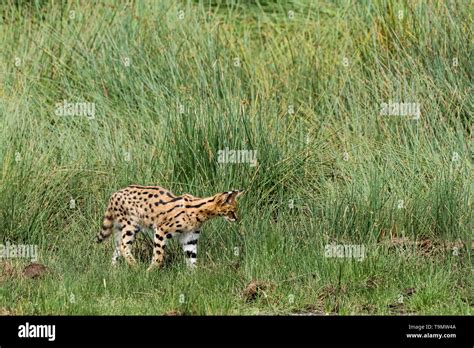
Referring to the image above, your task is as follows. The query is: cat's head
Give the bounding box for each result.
[213,190,244,222]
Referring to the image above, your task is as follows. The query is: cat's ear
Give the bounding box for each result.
[224,190,244,205]
[215,190,244,206]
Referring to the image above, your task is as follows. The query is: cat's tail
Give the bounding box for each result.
[96,201,115,243]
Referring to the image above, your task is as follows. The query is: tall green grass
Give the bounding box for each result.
[0,0,472,315]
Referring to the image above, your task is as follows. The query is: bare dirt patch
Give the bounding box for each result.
[380,236,467,256]
[243,280,276,302]
[23,263,48,279]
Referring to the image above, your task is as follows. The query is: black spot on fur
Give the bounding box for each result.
[165,196,181,204]
[185,201,206,209]
[185,251,197,258]
[165,205,180,213]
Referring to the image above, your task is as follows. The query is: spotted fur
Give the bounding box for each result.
[97,185,243,271]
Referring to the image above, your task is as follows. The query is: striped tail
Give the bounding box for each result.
[96,203,115,243]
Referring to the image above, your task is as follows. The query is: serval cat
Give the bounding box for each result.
[97,185,243,271]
